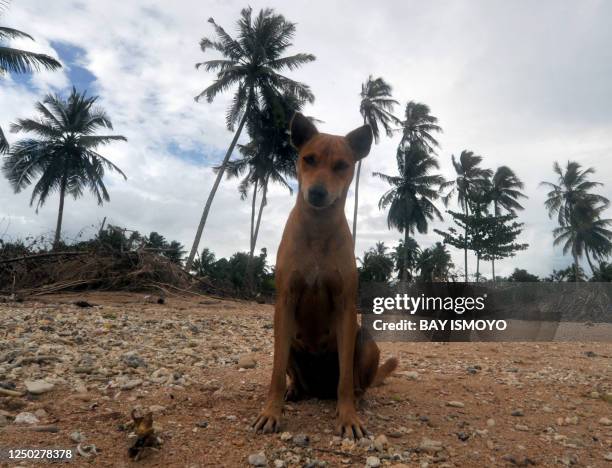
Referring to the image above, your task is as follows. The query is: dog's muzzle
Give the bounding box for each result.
[307,184,328,208]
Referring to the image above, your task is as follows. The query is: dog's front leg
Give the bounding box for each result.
[336,300,367,439]
[253,273,300,433]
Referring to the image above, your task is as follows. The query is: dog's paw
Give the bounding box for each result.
[253,408,282,434]
[336,410,367,439]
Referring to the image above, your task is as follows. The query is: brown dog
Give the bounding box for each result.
[253,113,398,439]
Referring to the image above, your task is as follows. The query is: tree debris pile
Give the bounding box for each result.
[0,247,220,297]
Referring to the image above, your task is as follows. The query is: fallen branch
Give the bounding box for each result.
[0,251,89,264]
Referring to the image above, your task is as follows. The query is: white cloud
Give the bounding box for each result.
[1,0,611,279]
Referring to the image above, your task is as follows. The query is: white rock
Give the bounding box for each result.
[25,379,55,395]
[14,412,39,425]
[366,456,381,467]
[446,401,465,408]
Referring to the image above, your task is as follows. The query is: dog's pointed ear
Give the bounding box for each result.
[290,113,318,150]
[345,125,373,161]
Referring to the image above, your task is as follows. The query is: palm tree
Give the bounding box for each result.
[1,88,126,248]
[219,93,301,262]
[353,76,399,243]
[399,101,442,153]
[417,242,454,281]
[541,161,610,279]
[392,237,420,282]
[541,161,609,227]
[1,2,62,152]
[488,166,526,280]
[374,145,445,282]
[553,200,612,277]
[358,242,395,284]
[186,7,315,269]
[441,150,492,281]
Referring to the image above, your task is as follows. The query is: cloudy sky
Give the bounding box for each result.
[1,0,611,278]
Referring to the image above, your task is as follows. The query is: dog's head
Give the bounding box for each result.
[290,113,372,210]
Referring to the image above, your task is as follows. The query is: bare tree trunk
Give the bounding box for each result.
[585,249,595,276]
[352,160,362,246]
[573,252,579,282]
[53,177,67,249]
[402,229,409,283]
[251,176,269,257]
[491,258,495,283]
[249,180,258,255]
[186,109,250,270]
[476,252,480,282]
[463,202,469,282]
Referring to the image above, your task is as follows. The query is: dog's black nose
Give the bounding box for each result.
[308,185,328,207]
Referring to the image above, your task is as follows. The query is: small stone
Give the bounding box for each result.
[196,421,208,428]
[399,371,419,380]
[374,434,388,452]
[457,431,469,441]
[121,352,146,368]
[511,409,524,417]
[25,380,55,395]
[237,355,257,369]
[280,431,292,441]
[487,418,496,427]
[514,424,529,431]
[599,417,612,426]
[149,405,166,414]
[248,452,267,466]
[366,456,381,467]
[14,412,39,425]
[604,452,612,462]
[120,379,143,390]
[447,401,465,408]
[70,431,85,443]
[293,433,309,447]
[273,460,285,468]
[419,437,443,453]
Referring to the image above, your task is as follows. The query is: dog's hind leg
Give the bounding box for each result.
[354,328,398,395]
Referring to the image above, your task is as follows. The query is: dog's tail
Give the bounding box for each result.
[372,357,399,387]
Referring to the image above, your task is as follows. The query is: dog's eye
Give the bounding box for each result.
[333,161,349,172]
[303,155,316,166]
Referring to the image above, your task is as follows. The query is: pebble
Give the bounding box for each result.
[24,379,55,395]
[120,379,143,390]
[70,431,85,443]
[487,418,496,427]
[14,412,39,425]
[273,460,286,468]
[248,452,267,466]
[237,355,257,369]
[419,437,443,453]
[515,424,529,431]
[447,401,465,408]
[604,452,612,462]
[121,352,146,368]
[511,409,524,417]
[399,371,419,380]
[293,433,309,447]
[366,456,381,467]
[280,431,293,441]
[599,417,612,426]
[374,434,388,452]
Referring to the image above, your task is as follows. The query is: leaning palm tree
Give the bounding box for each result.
[1,88,126,248]
[186,7,315,269]
[374,145,445,282]
[353,76,400,243]
[488,166,527,280]
[399,101,442,153]
[0,1,62,152]
[553,199,612,277]
[541,161,610,279]
[441,150,492,281]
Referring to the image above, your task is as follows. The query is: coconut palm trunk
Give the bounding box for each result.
[186,109,249,269]
[53,176,67,249]
[463,201,469,282]
[251,174,269,258]
[249,179,259,255]
[402,228,410,283]
[352,160,361,245]
[585,249,595,275]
